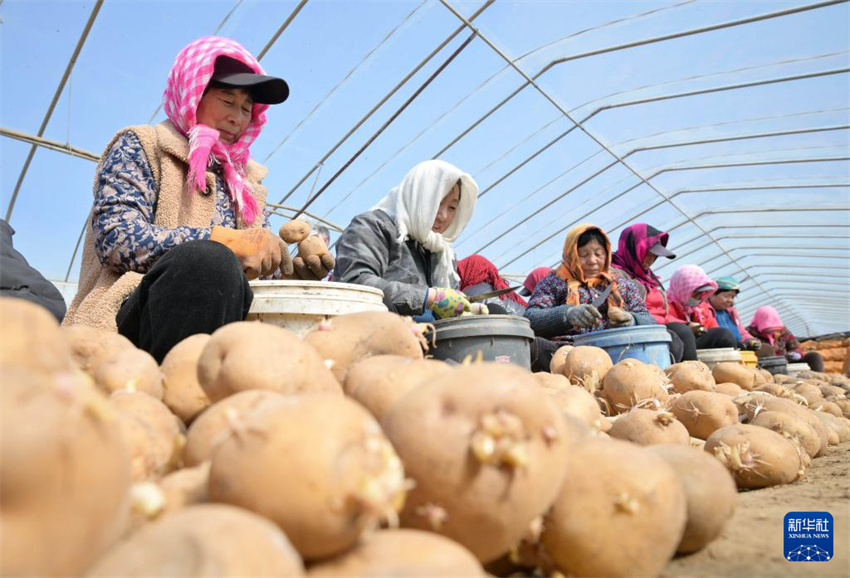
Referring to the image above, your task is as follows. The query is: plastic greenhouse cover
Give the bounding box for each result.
[1,0,847,337]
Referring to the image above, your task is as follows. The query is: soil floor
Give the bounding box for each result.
[663,442,850,578]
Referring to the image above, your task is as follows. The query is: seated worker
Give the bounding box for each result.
[334,160,478,320]
[666,265,737,360]
[458,254,527,316]
[703,275,761,350]
[63,36,331,363]
[1,218,67,322]
[524,224,655,347]
[457,255,559,372]
[610,222,685,361]
[315,224,331,247]
[746,306,825,372]
[519,267,552,298]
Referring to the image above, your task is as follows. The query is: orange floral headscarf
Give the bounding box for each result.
[555,224,624,308]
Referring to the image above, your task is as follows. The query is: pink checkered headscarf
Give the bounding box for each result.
[163,36,271,225]
[668,264,718,313]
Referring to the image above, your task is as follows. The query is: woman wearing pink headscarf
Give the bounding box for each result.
[746,306,824,372]
[666,264,737,360]
[65,37,329,362]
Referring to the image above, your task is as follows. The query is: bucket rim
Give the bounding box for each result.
[572,324,671,336]
[431,315,534,340]
[572,324,672,345]
[249,279,385,297]
[432,314,530,327]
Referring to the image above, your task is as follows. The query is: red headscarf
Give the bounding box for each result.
[523,267,552,294]
[458,255,527,306]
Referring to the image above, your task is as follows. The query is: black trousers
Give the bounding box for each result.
[666,329,685,363]
[666,322,737,362]
[116,240,253,363]
[803,352,824,372]
[531,337,560,373]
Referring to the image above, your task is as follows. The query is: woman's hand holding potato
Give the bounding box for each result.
[278,220,336,280]
[688,322,706,336]
[210,226,290,280]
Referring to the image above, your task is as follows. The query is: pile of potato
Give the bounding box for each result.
[2,295,849,578]
[799,336,850,375]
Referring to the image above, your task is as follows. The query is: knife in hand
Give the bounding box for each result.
[466,285,523,303]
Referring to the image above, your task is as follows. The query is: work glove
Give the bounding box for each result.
[210,226,291,280]
[428,287,471,319]
[565,304,602,329]
[607,306,635,327]
[279,221,336,281]
[292,236,336,281]
[744,338,762,351]
[787,350,803,362]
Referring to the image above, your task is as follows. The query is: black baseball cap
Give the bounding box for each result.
[211,56,289,105]
[648,242,676,259]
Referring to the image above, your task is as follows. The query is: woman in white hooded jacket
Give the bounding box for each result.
[334,160,478,320]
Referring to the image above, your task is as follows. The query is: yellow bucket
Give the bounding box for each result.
[740,350,758,369]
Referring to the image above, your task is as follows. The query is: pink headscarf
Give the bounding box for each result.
[750,306,784,343]
[163,36,270,225]
[668,264,718,314]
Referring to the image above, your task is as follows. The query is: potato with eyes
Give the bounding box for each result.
[382,363,571,563]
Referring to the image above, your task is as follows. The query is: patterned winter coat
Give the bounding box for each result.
[524,272,655,341]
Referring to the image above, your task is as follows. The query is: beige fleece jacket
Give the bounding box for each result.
[63,120,268,332]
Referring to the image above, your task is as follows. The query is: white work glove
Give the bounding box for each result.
[565,304,602,329]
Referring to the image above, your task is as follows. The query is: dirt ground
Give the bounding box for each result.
[663,442,850,578]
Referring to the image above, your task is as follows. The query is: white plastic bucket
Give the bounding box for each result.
[247,280,387,337]
[696,348,742,370]
[786,362,810,378]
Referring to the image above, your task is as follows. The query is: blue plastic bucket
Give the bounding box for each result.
[572,325,673,369]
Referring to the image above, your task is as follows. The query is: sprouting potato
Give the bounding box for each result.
[160,334,211,424]
[346,355,452,423]
[1,297,75,375]
[608,408,690,446]
[541,438,687,577]
[704,424,809,489]
[647,445,737,555]
[198,321,341,402]
[110,390,186,482]
[183,389,287,467]
[85,505,304,577]
[666,361,716,394]
[306,529,483,577]
[601,359,670,415]
[95,348,163,399]
[382,363,570,563]
[1,367,131,577]
[304,312,425,383]
[208,395,407,561]
[553,346,613,393]
[670,391,740,440]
